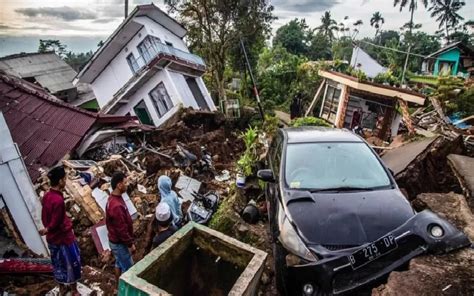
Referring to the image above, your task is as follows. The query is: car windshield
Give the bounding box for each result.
[285,142,391,191]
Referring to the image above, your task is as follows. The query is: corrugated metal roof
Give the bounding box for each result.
[0,71,97,181]
[0,52,76,94]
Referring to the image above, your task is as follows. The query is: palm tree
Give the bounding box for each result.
[429,0,465,42]
[393,0,430,83]
[317,11,337,41]
[393,0,429,36]
[370,12,385,41]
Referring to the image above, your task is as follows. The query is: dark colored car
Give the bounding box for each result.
[258,127,470,295]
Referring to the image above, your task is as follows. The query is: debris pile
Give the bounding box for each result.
[1,108,245,295]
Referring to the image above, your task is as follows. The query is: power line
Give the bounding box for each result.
[356,40,435,59]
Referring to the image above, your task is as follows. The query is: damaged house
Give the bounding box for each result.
[0,71,141,256]
[74,4,216,127]
[0,52,97,110]
[310,70,425,140]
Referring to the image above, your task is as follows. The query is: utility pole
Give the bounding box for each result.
[240,38,265,121]
[125,0,129,19]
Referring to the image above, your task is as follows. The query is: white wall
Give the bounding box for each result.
[134,16,189,52]
[91,16,191,108]
[115,69,185,127]
[196,76,217,111]
[0,113,49,256]
[168,70,199,109]
[92,26,149,107]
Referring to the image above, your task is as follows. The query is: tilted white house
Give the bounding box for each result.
[74,4,216,127]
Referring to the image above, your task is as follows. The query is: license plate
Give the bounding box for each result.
[348,234,397,270]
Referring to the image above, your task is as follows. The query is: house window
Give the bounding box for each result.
[133,100,154,125]
[321,85,341,123]
[149,82,173,118]
[165,41,173,47]
[126,53,139,74]
[138,35,162,64]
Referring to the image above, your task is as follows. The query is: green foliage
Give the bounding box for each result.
[451,86,474,117]
[237,126,260,176]
[345,66,368,81]
[290,116,331,127]
[432,76,466,114]
[38,39,68,58]
[374,70,400,86]
[273,18,310,56]
[262,114,279,136]
[331,37,353,61]
[64,51,93,72]
[166,0,275,102]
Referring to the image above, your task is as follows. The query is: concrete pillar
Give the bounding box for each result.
[334,85,350,128]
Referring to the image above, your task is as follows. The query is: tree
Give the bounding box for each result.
[165,0,274,105]
[317,11,337,41]
[393,0,429,36]
[352,20,364,40]
[64,51,93,72]
[38,39,68,58]
[273,19,310,56]
[429,0,465,42]
[308,33,332,60]
[370,12,385,41]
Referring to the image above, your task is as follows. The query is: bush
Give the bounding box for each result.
[290,116,331,127]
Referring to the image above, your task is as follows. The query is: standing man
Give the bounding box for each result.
[39,166,81,295]
[158,175,182,227]
[106,172,135,282]
[152,203,177,249]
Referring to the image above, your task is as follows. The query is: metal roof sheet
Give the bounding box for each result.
[0,72,97,181]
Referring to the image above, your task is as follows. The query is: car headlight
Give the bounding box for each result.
[278,206,317,262]
[428,224,444,238]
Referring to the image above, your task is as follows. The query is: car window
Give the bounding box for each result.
[285,142,391,190]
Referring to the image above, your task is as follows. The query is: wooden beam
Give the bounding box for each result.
[305,79,326,117]
[398,99,415,136]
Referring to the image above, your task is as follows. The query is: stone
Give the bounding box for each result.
[261,272,270,285]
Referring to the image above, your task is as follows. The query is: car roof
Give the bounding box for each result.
[282,127,364,143]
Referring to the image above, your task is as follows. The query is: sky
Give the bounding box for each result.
[0,0,473,57]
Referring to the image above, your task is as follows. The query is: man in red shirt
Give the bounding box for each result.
[39,166,81,295]
[106,172,135,282]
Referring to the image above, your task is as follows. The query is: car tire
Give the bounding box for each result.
[273,240,288,295]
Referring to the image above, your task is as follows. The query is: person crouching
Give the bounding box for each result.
[152,203,177,249]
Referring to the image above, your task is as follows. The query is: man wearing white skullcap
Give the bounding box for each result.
[152,202,178,248]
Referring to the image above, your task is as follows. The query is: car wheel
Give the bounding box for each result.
[273,240,288,295]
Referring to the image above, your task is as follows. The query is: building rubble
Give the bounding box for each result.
[0,108,245,295]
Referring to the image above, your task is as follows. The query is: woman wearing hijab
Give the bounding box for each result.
[157,175,182,227]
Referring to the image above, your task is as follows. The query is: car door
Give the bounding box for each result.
[267,132,283,235]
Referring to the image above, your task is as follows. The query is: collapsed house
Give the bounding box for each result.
[0,71,144,256]
[308,70,426,140]
[74,4,216,127]
[0,52,97,109]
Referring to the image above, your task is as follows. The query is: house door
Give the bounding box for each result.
[186,77,209,111]
[133,100,154,125]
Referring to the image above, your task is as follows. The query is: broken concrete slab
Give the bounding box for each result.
[447,154,474,211]
[382,136,465,200]
[373,192,474,296]
[382,136,437,175]
[119,222,267,296]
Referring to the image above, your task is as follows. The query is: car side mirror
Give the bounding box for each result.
[257,169,275,183]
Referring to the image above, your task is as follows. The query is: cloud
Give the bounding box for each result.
[92,18,121,24]
[15,6,98,21]
[272,0,340,13]
[0,24,13,30]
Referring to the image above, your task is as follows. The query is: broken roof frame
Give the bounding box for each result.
[319,70,426,105]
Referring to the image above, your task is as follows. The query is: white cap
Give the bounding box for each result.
[155,202,171,222]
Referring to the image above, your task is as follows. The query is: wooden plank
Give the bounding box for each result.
[305,79,326,117]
